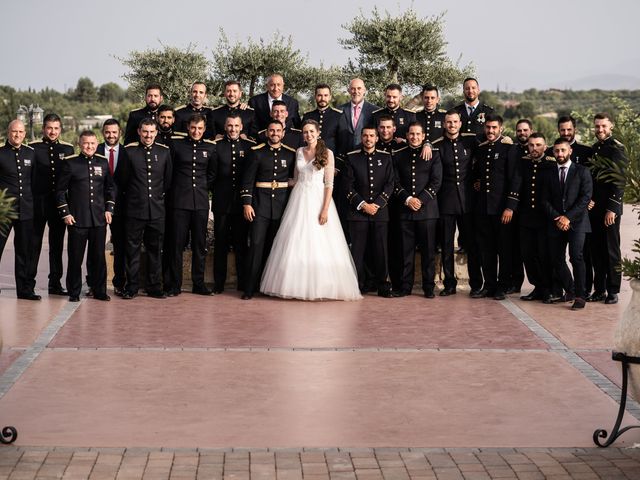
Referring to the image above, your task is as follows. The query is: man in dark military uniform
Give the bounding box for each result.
[545,116,594,166]
[255,101,303,150]
[155,105,185,147]
[471,114,520,300]
[240,120,296,299]
[375,115,403,153]
[589,113,627,305]
[518,133,556,303]
[164,114,216,297]
[124,83,163,145]
[249,74,301,132]
[542,138,593,310]
[174,82,214,139]
[514,119,533,159]
[211,114,255,293]
[431,110,481,296]
[96,119,128,296]
[0,120,40,300]
[116,119,173,299]
[28,113,75,295]
[56,130,115,302]
[392,123,442,297]
[211,80,255,141]
[370,84,416,141]
[302,84,346,154]
[344,126,395,297]
[455,77,494,139]
[415,85,446,143]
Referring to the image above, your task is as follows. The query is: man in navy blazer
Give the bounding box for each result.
[542,138,593,310]
[248,74,301,132]
[339,78,379,156]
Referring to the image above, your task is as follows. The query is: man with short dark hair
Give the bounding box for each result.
[546,115,594,165]
[255,100,303,149]
[117,119,173,299]
[124,83,163,144]
[155,105,185,147]
[416,85,446,143]
[375,115,402,153]
[211,80,255,140]
[56,130,115,302]
[174,81,214,139]
[28,113,75,295]
[371,83,416,141]
[0,120,40,300]
[455,77,494,139]
[302,84,346,154]
[514,119,533,159]
[248,74,301,131]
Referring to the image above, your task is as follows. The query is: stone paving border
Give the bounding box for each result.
[0,447,639,480]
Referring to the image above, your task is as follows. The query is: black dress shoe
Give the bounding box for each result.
[165,289,181,297]
[470,289,489,299]
[192,286,213,296]
[605,293,618,305]
[121,291,137,300]
[520,290,541,301]
[69,296,80,302]
[241,293,253,300]
[439,287,457,296]
[493,291,506,301]
[504,286,517,295]
[113,287,124,297]
[85,288,94,297]
[94,294,111,301]
[17,293,41,301]
[48,286,68,296]
[588,291,607,302]
[213,286,224,294]
[571,297,586,310]
[377,290,396,298]
[542,294,554,304]
[423,289,435,299]
[562,293,576,303]
[146,290,167,299]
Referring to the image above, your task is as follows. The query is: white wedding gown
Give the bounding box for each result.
[260,148,362,301]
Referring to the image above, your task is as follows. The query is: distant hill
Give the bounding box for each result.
[544,74,640,91]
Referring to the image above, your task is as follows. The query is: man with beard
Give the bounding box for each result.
[455,78,494,139]
[302,83,346,154]
[164,114,216,297]
[124,83,163,144]
[589,113,627,305]
[211,80,255,140]
[28,113,75,296]
[471,114,520,300]
[431,110,481,296]
[546,115,594,165]
[174,82,214,139]
[514,119,533,159]
[155,105,185,147]
[542,138,593,310]
[240,120,296,299]
[255,101,303,149]
[249,74,301,131]
[211,114,255,293]
[371,84,416,141]
[416,85,446,143]
[338,78,379,154]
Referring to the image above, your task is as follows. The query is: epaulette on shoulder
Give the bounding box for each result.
[95,153,107,160]
[290,128,301,132]
[372,107,384,114]
[173,131,187,137]
[125,142,139,148]
[244,137,256,144]
[281,144,296,152]
[156,143,169,149]
[23,144,34,150]
[252,143,266,150]
[614,139,625,147]
[66,154,78,161]
[330,107,343,114]
[461,132,477,137]
[404,107,417,113]
[545,156,557,162]
[131,107,146,113]
[483,104,495,111]
[174,104,187,111]
[211,105,224,111]
[500,136,513,145]
[258,129,266,135]
[415,107,425,112]
[522,154,532,160]
[347,149,360,155]
[438,108,447,113]
[392,146,408,154]
[244,105,254,111]
[171,135,185,140]
[204,139,216,145]
[375,149,391,155]
[28,140,42,145]
[59,140,74,147]
[431,136,444,144]
[478,140,490,147]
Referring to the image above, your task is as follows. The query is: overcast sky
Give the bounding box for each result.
[3,0,639,93]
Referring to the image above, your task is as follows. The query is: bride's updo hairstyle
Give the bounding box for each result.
[302,119,328,170]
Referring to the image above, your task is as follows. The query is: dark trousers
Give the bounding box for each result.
[124,217,164,294]
[244,216,281,296]
[110,214,126,289]
[520,224,550,294]
[510,218,525,290]
[0,218,34,296]
[474,214,513,293]
[441,213,482,290]
[66,225,107,298]
[591,214,622,294]
[213,211,248,291]
[29,195,66,289]
[583,233,594,295]
[549,229,587,298]
[388,203,402,291]
[399,218,436,293]
[349,220,390,293]
[166,208,209,292]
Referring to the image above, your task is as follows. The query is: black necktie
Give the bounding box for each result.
[560,166,566,190]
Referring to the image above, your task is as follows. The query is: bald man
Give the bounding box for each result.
[339,78,379,155]
[0,120,41,300]
[248,74,301,131]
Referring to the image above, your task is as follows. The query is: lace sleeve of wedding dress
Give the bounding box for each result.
[289,148,302,187]
[324,149,335,189]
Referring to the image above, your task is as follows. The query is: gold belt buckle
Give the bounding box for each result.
[271,180,278,190]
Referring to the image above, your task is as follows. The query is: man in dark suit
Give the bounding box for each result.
[117,119,173,299]
[164,114,216,297]
[338,78,378,155]
[0,120,40,300]
[124,83,163,145]
[174,81,214,139]
[28,113,75,296]
[392,123,442,297]
[454,77,494,139]
[344,126,395,297]
[589,112,627,305]
[96,119,128,296]
[542,138,593,310]
[211,80,255,141]
[211,114,255,293]
[56,130,115,302]
[248,74,301,132]
[240,120,296,299]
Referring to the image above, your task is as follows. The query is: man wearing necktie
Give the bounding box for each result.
[454,77,494,140]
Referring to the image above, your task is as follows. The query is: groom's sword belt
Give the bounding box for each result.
[255,181,289,189]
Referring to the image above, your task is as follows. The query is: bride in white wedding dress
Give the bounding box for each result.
[260,120,362,301]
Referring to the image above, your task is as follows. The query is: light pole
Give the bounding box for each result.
[16,104,44,141]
